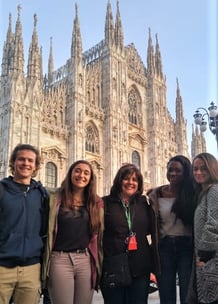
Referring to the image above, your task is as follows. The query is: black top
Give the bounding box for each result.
[53,205,91,252]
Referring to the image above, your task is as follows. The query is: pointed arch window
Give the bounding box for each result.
[24,116,30,142]
[85,123,99,154]
[79,74,83,87]
[97,85,100,107]
[132,151,141,169]
[45,162,57,188]
[128,88,138,125]
[92,88,95,105]
[87,91,91,103]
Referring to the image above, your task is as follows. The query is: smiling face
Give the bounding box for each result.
[13,149,37,184]
[192,157,211,186]
[121,172,139,201]
[167,160,184,187]
[71,163,91,189]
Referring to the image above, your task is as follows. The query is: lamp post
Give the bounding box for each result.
[193,101,218,151]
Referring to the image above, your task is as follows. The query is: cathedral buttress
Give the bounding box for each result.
[0,5,26,177]
[102,1,129,192]
[67,3,85,162]
[146,29,171,186]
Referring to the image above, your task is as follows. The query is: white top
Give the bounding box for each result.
[159,197,192,238]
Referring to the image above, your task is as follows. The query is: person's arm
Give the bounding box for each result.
[198,185,218,252]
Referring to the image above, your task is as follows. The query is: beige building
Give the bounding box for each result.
[0,2,205,195]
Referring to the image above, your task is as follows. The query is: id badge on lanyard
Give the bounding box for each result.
[122,201,138,251]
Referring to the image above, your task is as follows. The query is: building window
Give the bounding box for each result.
[45,162,57,188]
[128,89,138,125]
[132,151,141,169]
[128,87,143,126]
[85,123,99,153]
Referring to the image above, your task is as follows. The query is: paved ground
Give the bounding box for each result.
[40,290,162,303]
[92,290,161,303]
[92,289,180,303]
[40,288,180,303]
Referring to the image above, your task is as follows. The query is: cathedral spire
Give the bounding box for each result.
[48,37,54,85]
[176,78,185,120]
[40,46,43,84]
[13,4,24,75]
[1,13,15,77]
[195,124,199,136]
[191,124,207,157]
[114,0,123,49]
[105,0,114,46]
[71,3,82,62]
[6,13,14,46]
[175,78,188,154]
[155,33,163,78]
[147,28,155,75]
[27,14,41,81]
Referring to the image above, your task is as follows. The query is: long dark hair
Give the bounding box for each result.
[168,155,196,225]
[59,160,100,233]
[110,163,143,198]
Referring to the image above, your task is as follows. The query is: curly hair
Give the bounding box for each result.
[9,144,41,177]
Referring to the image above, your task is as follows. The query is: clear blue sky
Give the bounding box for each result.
[1,0,217,157]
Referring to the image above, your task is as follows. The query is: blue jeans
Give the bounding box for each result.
[158,236,193,304]
[101,274,150,304]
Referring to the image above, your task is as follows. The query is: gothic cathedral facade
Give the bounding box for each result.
[0,2,205,195]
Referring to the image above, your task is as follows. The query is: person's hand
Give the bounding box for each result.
[196,259,205,267]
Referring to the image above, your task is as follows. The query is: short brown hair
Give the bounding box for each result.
[110,163,143,196]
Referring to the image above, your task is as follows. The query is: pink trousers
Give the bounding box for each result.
[48,251,94,304]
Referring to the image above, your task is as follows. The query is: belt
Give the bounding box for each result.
[71,248,88,253]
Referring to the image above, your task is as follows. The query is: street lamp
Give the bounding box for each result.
[193,101,218,150]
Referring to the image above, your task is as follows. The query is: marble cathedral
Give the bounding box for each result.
[0,2,206,195]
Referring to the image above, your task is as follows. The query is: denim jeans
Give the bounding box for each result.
[158,236,193,304]
[101,274,150,304]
